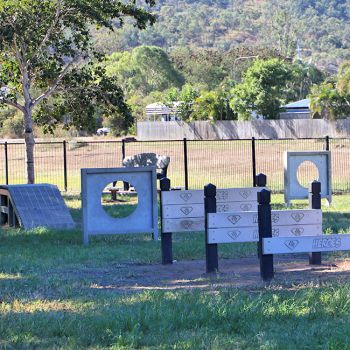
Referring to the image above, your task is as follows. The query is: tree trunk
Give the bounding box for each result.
[23,108,35,184]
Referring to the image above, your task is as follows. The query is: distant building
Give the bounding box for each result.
[145,102,181,121]
[280,98,311,119]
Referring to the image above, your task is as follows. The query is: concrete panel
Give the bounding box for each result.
[284,151,331,206]
[81,167,158,244]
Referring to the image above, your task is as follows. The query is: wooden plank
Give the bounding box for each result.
[161,187,267,205]
[162,201,258,219]
[263,234,350,254]
[208,211,257,229]
[208,227,258,243]
[162,218,205,233]
[161,190,203,205]
[269,209,322,226]
[208,209,321,229]
[208,224,322,244]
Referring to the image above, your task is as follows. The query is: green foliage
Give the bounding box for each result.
[105,45,184,97]
[0,0,156,135]
[230,58,293,120]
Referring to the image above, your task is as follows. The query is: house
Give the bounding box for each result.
[280,98,311,119]
[145,102,181,121]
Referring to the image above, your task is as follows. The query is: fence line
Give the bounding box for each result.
[0,137,349,193]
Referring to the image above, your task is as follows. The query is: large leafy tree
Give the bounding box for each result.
[0,0,156,183]
[229,58,293,120]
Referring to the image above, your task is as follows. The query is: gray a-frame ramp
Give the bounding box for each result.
[0,184,75,229]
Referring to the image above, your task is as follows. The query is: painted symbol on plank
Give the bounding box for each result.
[284,240,299,251]
[227,215,241,225]
[272,213,280,223]
[253,230,259,239]
[239,190,251,199]
[217,204,229,212]
[217,190,228,201]
[253,214,258,223]
[180,207,193,216]
[272,228,280,237]
[180,193,192,202]
[291,212,304,222]
[291,227,304,236]
[240,203,252,211]
[180,220,193,230]
[227,230,241,241]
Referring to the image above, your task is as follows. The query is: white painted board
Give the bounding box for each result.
[208,209,321,229]
[269,209,322,226]
[208,224,322,244]
[161,187,266,205]
[208,211,257,229]
[162,218,204,232]
[263,234,350,254]
[162,201,257,219]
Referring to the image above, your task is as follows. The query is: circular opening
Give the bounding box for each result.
[101,181,138,218]
[296,161,319,188]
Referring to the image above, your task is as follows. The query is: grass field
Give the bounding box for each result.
[2,138,350,193]
[2,194,350,348]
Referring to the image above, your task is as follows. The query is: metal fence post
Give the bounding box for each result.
[160,177,173,264]
[309,180,322,265]
[252,137,257,187]
[4,142,8,185]
[63,140,67,192]
[205,183,218,273]
[122,138,126,161]
[183,138,188,190]
[258,189,274,281]
[325,135,330,151]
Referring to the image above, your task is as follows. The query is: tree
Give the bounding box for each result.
[229,58,293,120]
[0,0,156,183]
[105,46,184,97]
[309,61,350,119]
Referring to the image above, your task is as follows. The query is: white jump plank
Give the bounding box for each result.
[208,227,258,243]
[161,190,203,205]
[208,211,257,229]
[161,187,267,205]
[162,218,204,233]
[208,224,322,244]
[162,201,257,219]
[269,209,322,226]
[263,234,350,254]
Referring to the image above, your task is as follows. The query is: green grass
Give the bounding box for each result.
[2,194,350,349]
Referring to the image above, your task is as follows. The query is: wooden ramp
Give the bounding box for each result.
[0,184,75,230]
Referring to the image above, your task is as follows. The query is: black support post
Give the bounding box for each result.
[309,180,322,265]
[205,183,218,273]
[63,140,67,192]
[183,138,189,190]
[252,137,257,187]
[4,141,8,185]
[160,177,173,264]
[258,189,274,281]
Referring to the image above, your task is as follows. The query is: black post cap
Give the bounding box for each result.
[204,183,216,197]
[256,173,267,187]
[160,177,171,191]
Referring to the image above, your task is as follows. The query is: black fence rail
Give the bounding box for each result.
[1,136,348,193]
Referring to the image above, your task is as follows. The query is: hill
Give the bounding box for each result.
[93,0,350,70]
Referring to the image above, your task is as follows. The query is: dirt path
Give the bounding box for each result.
[84,256,350,294]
